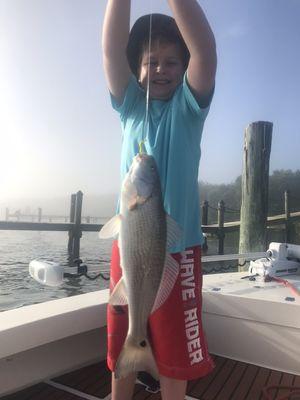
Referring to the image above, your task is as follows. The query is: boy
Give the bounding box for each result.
[102,1,217,399]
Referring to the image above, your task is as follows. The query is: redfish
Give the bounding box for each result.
[99,153,181,379]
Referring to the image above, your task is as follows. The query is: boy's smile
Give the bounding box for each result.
[139,42,185,100]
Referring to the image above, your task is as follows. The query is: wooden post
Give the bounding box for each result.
[284,190,291,243]
[239,121,273,262]
[38,208,42,223]
[68,193,77,254]
[202,201,209,225]
[72,191,83,260]
[201,201,209,253]
[218,200,225,255]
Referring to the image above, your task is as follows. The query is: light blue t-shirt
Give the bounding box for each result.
[111,74,211,253]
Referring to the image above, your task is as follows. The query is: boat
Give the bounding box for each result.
[0,243,299,399]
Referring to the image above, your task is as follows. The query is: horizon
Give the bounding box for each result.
[1,0,300,200]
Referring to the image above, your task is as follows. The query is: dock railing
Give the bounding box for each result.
[1,190,299,260]
[201,190,300,254]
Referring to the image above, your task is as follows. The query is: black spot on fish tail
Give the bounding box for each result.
[113,305,126,315]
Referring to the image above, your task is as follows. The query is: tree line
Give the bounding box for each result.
[199,169,300,224]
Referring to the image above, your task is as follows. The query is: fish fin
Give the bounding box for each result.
[137,195,147,205]
[128,197,140,210]
[166,214,182,250]
[99,215,122,239]
[151,254,179,313]
[109,277,128,306]
[128,195,147,210]
[114,336,159,380]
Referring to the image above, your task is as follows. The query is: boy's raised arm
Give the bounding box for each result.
[102,0,132,104]
[168,0,217,106]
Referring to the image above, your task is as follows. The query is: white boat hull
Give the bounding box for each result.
[1,272,299,396]
[0,291,108,396]
[202,272,300,375]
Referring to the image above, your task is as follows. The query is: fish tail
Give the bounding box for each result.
[114,336,159,380]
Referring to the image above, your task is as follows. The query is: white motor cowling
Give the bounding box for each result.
[249,242,300,277]
[29,260,64,286]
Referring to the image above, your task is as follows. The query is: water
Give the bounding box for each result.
[0,229,250,312]
[0,230,113,312]
[1,227,295,312]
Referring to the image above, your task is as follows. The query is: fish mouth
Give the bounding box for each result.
[135,153,148,161]
[129,154,156,197]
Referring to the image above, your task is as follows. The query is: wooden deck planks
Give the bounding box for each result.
[187,355,227,398]
[230,363,260,400]
[245,366,270,400]
[200,357,237,399]
[263,372,300,400]
[263,369,284,400]
[54,362,111,399]
[214,360,248,400]
[2,356,300,400]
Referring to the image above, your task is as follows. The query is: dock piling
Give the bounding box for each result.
[239,121,273,263]
[202,200,209,226]
[68,194,77,255]
[285,190,291,242]
[72,191,83,260]
[38,208,42,223]
[218,200,225,255]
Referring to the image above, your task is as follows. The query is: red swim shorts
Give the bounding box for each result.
[106,240,215,380]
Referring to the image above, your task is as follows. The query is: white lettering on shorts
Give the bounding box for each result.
[180,249,203,366]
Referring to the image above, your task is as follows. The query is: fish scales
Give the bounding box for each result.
[120,193,167,340]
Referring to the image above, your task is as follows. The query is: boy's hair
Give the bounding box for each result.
[126,14,190,78]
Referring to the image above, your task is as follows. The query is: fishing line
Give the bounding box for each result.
[139,2,153,155]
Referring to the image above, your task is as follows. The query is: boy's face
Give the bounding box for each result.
[138,41,185,100]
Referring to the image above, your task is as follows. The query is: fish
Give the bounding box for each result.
[99,153,181,379]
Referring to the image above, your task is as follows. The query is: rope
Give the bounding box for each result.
[207,205,219,211]
[262,385,300,400]
[206,204,240,213]
[203,261,246,274]
[224,207,240,213]
[269,276,300,297]
[84,272,110,281]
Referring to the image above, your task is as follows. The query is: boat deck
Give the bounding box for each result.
[2,355,300,400]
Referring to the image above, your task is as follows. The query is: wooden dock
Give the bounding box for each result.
[202,211,300,232]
